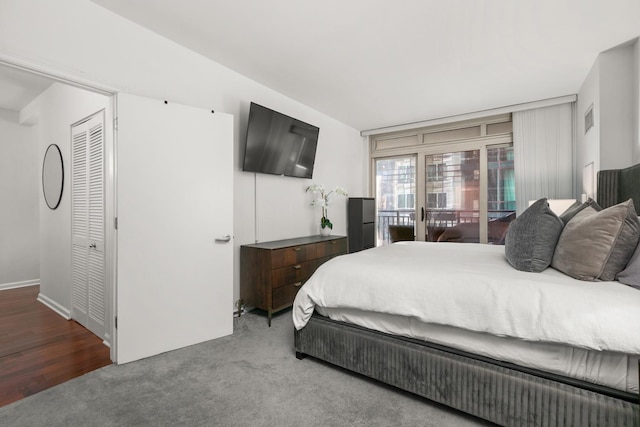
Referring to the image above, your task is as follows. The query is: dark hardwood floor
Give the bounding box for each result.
[0,285,112,407]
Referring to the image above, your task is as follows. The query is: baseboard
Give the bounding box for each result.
[37,293,71,320]
[0,278,40,291]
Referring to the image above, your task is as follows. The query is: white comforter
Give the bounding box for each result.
[293,242,640,354]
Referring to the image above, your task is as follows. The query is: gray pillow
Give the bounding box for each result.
[559,198,601,224]
[551,199,640,281]
[616,240,640,290]
[505,198,564,272]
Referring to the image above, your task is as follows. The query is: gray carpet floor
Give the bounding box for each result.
[0,311,491,426]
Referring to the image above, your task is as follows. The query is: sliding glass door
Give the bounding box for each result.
[425,150,480,242]
[374,144,515,245]
[487,144,515,244]
[423,145,515,244]
[370,115,515,245]
[375,156,416,244]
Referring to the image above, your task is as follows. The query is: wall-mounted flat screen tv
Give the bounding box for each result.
[242,102,319,179]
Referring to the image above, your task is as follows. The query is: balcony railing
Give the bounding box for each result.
[377,209,515,245]
[377,209,415,245]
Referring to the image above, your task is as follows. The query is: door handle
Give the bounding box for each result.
[421,207,425,222]
[215,235,231,243]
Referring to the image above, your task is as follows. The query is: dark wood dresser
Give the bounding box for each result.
[240,235,347,325]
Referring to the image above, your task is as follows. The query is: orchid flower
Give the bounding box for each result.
[306,184,349,229]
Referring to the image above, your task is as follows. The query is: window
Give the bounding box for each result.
[375,156,416,244]
[425,150,480,241]
[370,114,514,244]
[426,192,446,209]
[427,163,445,181]
[487,145,515,215]
[487,144,515,244]
[397,193,415,209]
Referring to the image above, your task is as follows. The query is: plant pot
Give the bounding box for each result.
[320,226,332,236]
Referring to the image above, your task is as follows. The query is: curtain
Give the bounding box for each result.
[513,103,575,215]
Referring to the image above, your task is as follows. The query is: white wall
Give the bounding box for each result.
[21,83,111,315]
[0,113,39,289]
[576,56,600,197]
[576,37,640,197]
[599,43,634,170]
[633,39,640,163]
[0,0,365,309]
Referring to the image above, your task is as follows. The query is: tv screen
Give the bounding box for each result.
[242,102,319,179]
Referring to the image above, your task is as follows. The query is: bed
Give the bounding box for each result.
[293,164,640,426]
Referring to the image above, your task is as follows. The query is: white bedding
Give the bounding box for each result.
[293,242,640,354]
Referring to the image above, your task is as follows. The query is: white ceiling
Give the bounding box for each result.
[89,0,640,131]
[0,63,54,112]
[7,1,639,131]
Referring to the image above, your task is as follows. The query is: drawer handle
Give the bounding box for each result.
[330,241,337,245]
[292,247,301,252]
[293,282,303,287]
[293,265,302,270]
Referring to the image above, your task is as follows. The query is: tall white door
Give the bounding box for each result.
[116,93,233,364]
[71,111,106,339]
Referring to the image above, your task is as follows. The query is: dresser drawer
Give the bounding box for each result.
[316,238,347,258]
[271,260,316,289]
[272,281,303,309]
[271,244,318,269]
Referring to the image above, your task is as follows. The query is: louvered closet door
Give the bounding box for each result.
[71,112,106,339]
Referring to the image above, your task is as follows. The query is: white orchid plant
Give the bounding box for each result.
[306,184,348,229]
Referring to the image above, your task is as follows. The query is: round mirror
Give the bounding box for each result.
[42,144,64,210]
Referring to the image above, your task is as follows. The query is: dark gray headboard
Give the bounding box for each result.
[597,163,640,215]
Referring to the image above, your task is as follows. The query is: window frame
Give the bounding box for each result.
[369,114,513,244]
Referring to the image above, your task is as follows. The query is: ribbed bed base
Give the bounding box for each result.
[295,315,639,427]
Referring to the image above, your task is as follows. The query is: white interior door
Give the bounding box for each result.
[71,111,106,339]
[116,93,233,364]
